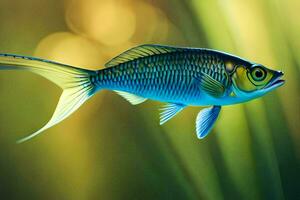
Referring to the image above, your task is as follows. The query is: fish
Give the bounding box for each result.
[0,44,285,143]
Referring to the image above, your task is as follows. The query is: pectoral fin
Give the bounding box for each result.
[194,73,225,98]
[114,90,147,105]
[196,105,221,139]
[159,103,186,125]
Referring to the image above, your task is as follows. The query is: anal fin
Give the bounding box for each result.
[160,103,186,125]
[114,90,147,105]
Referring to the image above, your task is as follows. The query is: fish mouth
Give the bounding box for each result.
[265,71,285,89]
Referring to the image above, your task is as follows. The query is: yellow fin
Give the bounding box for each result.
[105,44,182,68]
[0,53,96,143]
[114,90,147,105]
[195,73,225,98]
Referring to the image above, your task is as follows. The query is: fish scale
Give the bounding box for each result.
[93,50,228,104]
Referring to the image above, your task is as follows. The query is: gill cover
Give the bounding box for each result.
[232,64,273,92]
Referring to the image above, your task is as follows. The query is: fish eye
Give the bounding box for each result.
[250,66,266,81]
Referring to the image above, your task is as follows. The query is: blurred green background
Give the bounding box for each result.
[0,0,299,199]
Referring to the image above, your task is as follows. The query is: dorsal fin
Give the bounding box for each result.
[105,44,183,68]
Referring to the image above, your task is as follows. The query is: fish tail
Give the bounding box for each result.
[0,54,97,143]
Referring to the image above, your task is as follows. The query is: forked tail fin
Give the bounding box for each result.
[0,54,97,143]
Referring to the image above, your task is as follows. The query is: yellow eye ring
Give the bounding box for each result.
[250,67,266,82]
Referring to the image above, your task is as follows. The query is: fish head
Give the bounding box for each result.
[230,63,285,100]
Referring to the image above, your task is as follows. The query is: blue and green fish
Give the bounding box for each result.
[0,44,285,143]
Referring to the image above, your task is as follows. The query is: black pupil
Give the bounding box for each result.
[255,70,263,78]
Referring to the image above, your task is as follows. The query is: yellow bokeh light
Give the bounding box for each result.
[132,1,169,43]
[34,32,105,69]
[66,0,136,46]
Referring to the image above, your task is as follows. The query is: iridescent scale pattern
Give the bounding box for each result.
[93,49,234,104]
